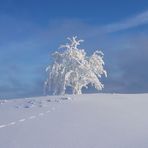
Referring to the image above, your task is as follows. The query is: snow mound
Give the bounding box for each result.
[0,93,148,148]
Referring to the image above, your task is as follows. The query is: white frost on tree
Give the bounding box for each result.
[44,36,107,95]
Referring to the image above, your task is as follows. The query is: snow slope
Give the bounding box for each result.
[0,94,148,148]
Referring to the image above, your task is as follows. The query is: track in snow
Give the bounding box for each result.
[0,109,54,129]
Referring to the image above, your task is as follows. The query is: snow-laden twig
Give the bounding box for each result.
[45,36,107,95]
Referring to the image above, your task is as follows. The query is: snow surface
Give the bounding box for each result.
[0,94,148,148]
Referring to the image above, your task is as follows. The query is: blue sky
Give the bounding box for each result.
[1,0,148,99]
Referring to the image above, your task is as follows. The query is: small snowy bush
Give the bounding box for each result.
[44,36,107,95]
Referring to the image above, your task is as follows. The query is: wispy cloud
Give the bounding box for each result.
[1,10,148,98]
[46,10,148,37]
[104,10,148,32]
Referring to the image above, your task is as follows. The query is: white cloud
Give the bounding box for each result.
[104,10,148,32]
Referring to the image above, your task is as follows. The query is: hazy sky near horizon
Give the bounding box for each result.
[0,0,148,99]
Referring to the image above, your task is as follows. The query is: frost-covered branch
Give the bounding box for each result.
[44,36,107,95]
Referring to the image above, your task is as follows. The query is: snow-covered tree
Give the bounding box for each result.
[44,36,107,95]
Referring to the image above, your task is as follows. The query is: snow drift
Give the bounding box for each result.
[0,93,148,148]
